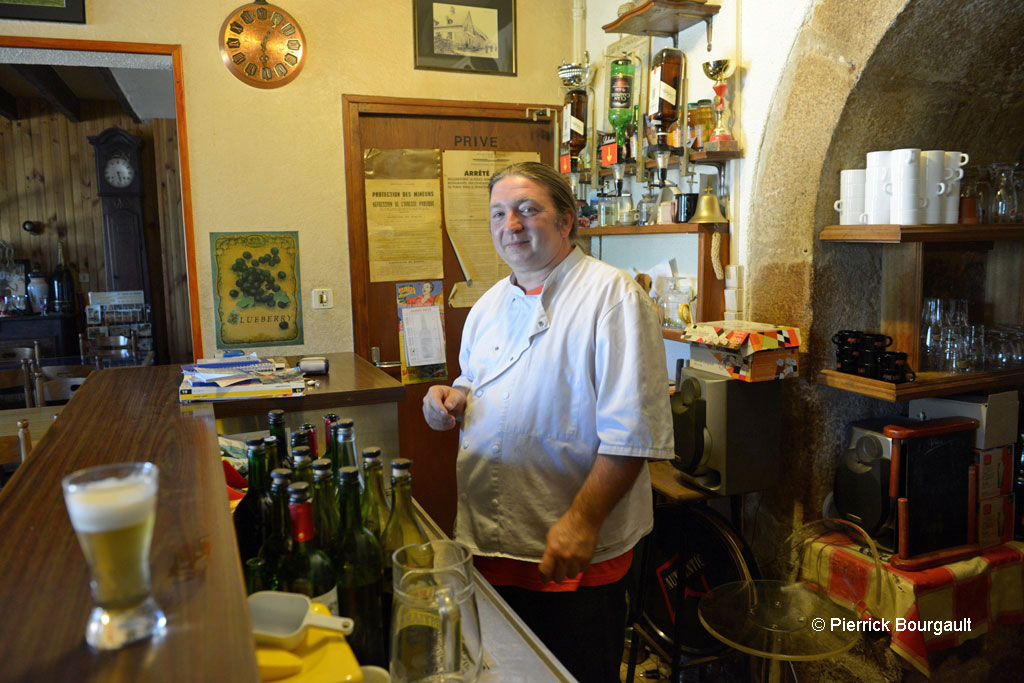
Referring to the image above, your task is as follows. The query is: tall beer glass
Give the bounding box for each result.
[62,462,166,650]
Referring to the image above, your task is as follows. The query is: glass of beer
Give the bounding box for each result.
[62,462,166,650]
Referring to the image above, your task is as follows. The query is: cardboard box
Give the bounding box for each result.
[978,493,1014,548]
[974,446,1014,500]
[682,320,801,382]
[909,391,1019,450]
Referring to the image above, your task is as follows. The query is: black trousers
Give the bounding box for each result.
[495,577,627,683]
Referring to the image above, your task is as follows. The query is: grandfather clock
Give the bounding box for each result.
[88,127,150,298]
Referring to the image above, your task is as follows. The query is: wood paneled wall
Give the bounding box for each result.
[0,98,192,364]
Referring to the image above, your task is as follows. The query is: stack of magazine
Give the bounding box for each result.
[179,354,307,403]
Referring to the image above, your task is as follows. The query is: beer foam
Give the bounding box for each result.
[65,476,157,533]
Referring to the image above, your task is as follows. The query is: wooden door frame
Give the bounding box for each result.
[341,94,558,359]
[0,36,203,358]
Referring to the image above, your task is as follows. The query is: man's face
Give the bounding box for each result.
[489,175,572,284]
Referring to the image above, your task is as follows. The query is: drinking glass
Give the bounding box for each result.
[966,324,986,371]
[975,165,992,224]
[992,163,1018,223]
[920,297,943,370]
[62,462,165,650]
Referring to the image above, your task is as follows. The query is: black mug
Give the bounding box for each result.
[832,329,863,347]
[835,346,858,374]
[861,333,894,351]
[857,348,882,380]
[880,351,916,383]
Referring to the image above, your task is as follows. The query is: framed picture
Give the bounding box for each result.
[0,0,86,23]
[413,0,516,76]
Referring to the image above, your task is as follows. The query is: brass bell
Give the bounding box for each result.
[691,186,728,224]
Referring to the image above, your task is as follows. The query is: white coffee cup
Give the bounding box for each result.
[942,151,969,224]
[861,165,891,224]
[920,151,948,224]
[892,207,926,225]
[835,169,866,225]
[887,148,923,223]
[866,150,891,169]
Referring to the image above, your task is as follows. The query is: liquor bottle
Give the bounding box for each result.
[322,413,339,475]
[48,240,76,314]
[360,446,391,541]
[333,466,387,667]
[268,409,288,466]
[563,87,588,171]
[289,431,306,469]
[608,57,635,151]
[262,435,281,473]
[300,423,318,460]
[233,439,274,565]
[278,481,339,615]
[245,557,268,595]
[291,446,313,488]
[648,47,684,142]
[259,467,293,586]
[335,417,357,471]
[312,458,340,552]
[380,458,429,636]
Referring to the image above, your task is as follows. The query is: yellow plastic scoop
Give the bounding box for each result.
[248,591,354,650]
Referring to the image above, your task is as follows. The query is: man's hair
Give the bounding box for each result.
[488,162,578,239]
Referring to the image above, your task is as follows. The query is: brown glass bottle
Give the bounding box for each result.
[648,47,684,133]
[563,88,588,167]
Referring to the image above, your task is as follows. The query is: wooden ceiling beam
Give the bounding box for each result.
[0,86,16,120]
[98,66,141,123]
[11,64,81,122]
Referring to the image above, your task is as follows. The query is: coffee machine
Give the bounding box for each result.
[671,366,781,496]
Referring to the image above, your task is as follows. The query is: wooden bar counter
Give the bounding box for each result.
[0,364,260,681]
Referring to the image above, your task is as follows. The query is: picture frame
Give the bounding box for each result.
[413,0,516,76]
[0,0,86,23]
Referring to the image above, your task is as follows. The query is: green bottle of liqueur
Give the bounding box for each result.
[245,557,268,595]
[259,467,293,586]
[335,417,357,470]
[311,458,340,552]
[291,446,314,488]
[262,435,281,473]
[322,413,340,475]
[380,458,429,637]
[360,446,391,541]
[608,57,635,152]
[334,466,387,667]
[268,409,288,466]
[289,430,306,470]
[278,481,338,615]
[233,439,274,565]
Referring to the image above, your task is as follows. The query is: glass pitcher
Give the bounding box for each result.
[390,541,482,683]
[992,163,1017,223]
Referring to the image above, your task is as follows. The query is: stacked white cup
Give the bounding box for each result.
[920,150,949,224]
[861,151,891,224]
[834,169,866,225]
[943,151,969,224]
[886,147,927,225]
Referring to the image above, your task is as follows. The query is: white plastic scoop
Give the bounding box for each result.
[248,591,354,650]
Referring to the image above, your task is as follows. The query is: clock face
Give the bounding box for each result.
[104,155,135,189]
[220,2,306,89]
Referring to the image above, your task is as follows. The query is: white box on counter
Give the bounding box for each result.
[978,493,1014,548]
[974,446,1014,500]
[725,264,743,289]
[909,391,1019,450]
[724,288,744,312]
[681,320,801,382]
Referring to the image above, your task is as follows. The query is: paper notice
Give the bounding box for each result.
[401,305,446,367]
[441,150,539,305]
[365,177,443,282]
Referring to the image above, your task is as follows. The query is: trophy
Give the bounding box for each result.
[701,59,738,152]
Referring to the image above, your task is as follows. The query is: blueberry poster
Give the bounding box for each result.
[210,231,303,348]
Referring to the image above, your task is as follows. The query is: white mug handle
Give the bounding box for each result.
[917,195,928,208]
[935,181,947,196]
[958,152,969,166]
[952,167,964,182]
[884,181,893,196]
[834,199,843,212]
[860,211,870,224]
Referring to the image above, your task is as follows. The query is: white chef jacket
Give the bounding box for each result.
[452,247,674,563]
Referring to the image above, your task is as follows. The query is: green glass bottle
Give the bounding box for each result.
[259,467,293,587]
[245,557,267,595]
[380,458,429,638]
[608,57,635,149]
[360,446,391,541]
[312,458,340,552]
[278,482,339,615]
[291,445,313,488]
[322,412,339,475]
[268,409,288,466]
[335,417,357,470]
[262,434,281,473]
[289,430,306,469]
[233,439,274,565]
[333,466,386,667]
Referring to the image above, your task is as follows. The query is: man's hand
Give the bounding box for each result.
[422,385,468,431]
[537,455,647,584]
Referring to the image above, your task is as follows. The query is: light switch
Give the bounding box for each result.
[311,288,333,309]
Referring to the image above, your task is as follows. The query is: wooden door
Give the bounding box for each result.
[343,96,556,534]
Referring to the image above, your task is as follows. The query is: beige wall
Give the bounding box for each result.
[4,0,572,357]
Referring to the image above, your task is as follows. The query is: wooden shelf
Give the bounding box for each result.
[819,224,1024,243]
[818,368,1024,402]
[595,150,742,177]
[602,0,720,37]
[583,222,727,236]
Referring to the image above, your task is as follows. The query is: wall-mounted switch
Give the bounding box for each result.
[311,288,333,309]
